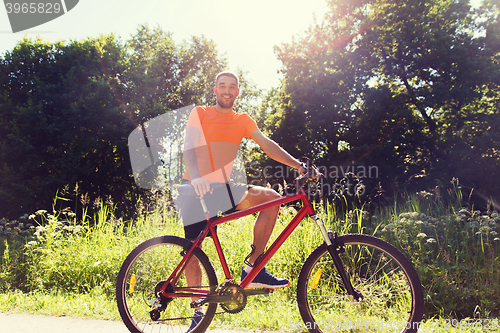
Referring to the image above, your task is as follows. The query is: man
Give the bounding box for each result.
[179,71,303,332]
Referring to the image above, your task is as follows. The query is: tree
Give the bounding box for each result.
[0,25,261,219]
[0,35,134,219]
[270,0,500,204]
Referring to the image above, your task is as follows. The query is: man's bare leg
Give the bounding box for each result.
[185,250,203,308]
[184,256,204,333]
[237,186,281,265]
[237,186,289,288]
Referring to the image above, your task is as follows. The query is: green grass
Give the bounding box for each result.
[1,288,498,332]
[0,185,499,331]
[0,288,119,320]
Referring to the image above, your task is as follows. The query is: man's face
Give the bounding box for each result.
[214,75,239,109]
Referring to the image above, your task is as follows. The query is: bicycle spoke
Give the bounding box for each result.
[117,236,219,333]
[297,234,423,333]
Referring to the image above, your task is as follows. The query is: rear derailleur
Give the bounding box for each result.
[149,280,173,321]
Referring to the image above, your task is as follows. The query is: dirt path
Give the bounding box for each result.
[0,312,276,333]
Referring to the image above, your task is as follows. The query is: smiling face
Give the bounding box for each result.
[214,74,239,112]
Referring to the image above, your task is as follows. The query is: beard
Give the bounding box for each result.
[217,97,235,109]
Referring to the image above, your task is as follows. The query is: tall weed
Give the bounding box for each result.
[376,186,500,318]
[1,183,499,323]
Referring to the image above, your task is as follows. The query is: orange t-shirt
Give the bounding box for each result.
[183,106,258,183]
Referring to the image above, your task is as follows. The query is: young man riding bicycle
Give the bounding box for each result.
[179,71,304,332]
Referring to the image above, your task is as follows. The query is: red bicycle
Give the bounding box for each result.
[116,163,424,333]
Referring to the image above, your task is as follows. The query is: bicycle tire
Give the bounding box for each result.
[297,234,424,333]
[116,236,218,333]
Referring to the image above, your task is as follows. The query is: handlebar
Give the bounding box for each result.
[293,157,326,190]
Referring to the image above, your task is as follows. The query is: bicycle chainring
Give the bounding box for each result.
[218,283,247,314]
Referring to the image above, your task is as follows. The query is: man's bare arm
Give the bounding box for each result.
[251,129,302,171]
[184,126,210,196]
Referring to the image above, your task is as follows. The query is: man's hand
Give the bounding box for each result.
[298,165,307,176]
[191,177,211,197]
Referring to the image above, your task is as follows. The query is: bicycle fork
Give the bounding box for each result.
[309,215,363,302]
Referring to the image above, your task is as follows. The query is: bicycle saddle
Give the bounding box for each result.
[177,182,224,196]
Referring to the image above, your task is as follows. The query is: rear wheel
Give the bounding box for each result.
[297,234,424,333]
[116,236,218,333]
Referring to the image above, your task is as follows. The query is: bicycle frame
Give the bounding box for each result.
[161,187,334,299]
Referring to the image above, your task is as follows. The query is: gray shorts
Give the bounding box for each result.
[177,180,251,240]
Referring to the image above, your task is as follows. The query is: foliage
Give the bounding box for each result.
[379,201,500,317]
[0,25,260,220]
[267,0,500,208]
[0,34,133,220]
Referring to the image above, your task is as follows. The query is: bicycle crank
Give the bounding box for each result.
[218,283,247,314]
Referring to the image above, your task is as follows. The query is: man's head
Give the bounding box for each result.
[216,71,239,87]
[214,71,239,110]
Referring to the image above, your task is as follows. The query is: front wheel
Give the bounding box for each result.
[116,236,218,333]
[297,234,424,333]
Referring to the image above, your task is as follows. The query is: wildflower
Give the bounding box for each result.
[417,233,427,238]
[426,238,437,244]
[35,226,47,233]
[382,223,395,232]
[478,226,491,234]
[458,208,470,215]
[35,210,47,215]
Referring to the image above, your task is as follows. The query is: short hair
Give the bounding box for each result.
[215,71,239,87]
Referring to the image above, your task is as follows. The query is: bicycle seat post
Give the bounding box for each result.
[199,196,210,221]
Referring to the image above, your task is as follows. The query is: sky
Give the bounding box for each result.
[0,0,330,90]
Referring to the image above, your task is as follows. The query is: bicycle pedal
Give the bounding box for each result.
[190,298,208,308]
